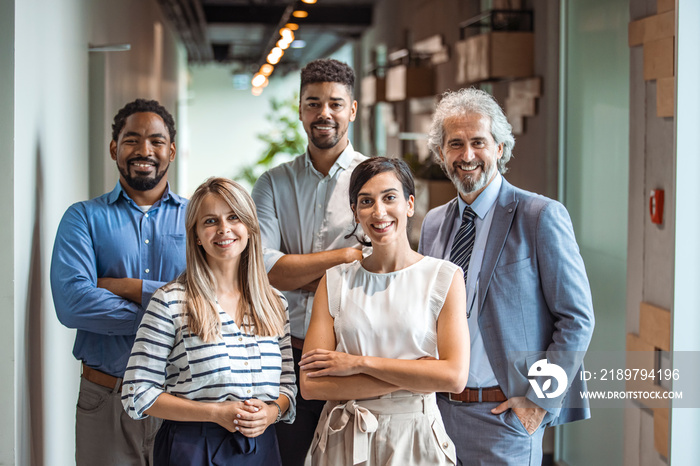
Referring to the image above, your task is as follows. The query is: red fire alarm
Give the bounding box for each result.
[649,189,664,225]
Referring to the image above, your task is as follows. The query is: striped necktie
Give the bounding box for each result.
[450,206,477,278]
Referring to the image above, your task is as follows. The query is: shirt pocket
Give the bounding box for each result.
[157,234,186,274]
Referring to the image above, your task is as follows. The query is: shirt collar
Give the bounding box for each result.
[304,142,356,177]
[107,181,185,206]
[457,172,502,220]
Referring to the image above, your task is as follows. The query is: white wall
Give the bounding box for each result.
[1,1,15,464]
[9,1,186,464]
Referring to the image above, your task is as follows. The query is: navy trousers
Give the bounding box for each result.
[154,420,282,466]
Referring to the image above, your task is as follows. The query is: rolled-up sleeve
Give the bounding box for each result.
[122,288,175,419]
[252,172,286,273]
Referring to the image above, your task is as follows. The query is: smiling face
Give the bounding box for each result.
[353,171,415,246]
[439,112,503,204]
[299,82,357,153]
[195,194,249,268]
[110,112,176,193]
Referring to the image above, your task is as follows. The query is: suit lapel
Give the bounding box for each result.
[478,179,518,311]
[436,198,460,260]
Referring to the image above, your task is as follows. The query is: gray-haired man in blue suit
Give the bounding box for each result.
[418,88,595,465]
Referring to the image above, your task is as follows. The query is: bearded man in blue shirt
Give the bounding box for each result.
[51,99,188,466]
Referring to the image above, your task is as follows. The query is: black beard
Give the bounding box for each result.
[309,121,344,150]
[118,159,169,192]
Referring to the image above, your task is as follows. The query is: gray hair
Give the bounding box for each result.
[427,88,515,174]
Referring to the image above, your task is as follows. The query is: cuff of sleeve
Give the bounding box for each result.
[263,248,285,274]
[279,391,297,424]
[122,383,160,420]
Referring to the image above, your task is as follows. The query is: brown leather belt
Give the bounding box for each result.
[291,336,305,351]
[442,386,507,403]
[82,363,122,390]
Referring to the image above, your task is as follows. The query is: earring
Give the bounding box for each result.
[197,239,202,245]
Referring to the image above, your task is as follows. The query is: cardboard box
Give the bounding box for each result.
[656,76,674,117]
[457,32,534,84]
[657,0,674,13]
[628,17,646,47]
[643,37,674,80]
[508,77,541,98]
[653,407,669,457]
[639,302,671,351]
[361,75,386,106]
[644,10,674,43]
[385,65,435,101]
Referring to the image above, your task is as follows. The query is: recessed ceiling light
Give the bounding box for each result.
[291,40,306,49]
[292,10,308,18]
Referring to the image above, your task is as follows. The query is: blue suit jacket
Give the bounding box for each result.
[418,178,594,425]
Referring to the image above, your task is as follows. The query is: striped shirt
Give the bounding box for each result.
[121,282,296,422]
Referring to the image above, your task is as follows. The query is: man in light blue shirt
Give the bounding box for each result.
[419,88,594,465]
[252,58,366,466]
[51,99,187,465]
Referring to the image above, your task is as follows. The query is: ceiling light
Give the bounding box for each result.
[251,73,267,88]
[260,64,274,76]
[291,40,306,49]
[280,29,294,42]
[277,39,291,50]
[285,23,299,31]
[267,53,281,65]
[252,87,263,96]
[292,10,308,18]
[301,0,317,4]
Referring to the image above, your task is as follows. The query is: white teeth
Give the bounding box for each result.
[216,239,234,245]
[373,222,392,229]
[133,163,153,168]
[315,126,333,130]
[458,164,481,171]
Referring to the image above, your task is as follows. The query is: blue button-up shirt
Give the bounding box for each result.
[50,182,187,377]
[454,173,502,387]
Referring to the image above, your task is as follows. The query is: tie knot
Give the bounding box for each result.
[462,206,476,222]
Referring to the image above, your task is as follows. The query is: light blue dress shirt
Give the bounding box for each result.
[451,173,502,388]
[50,182,187,377]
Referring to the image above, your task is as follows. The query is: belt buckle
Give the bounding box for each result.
[448,390,471,403]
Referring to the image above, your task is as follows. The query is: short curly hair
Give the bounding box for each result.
[111,99,177,142]
[300,58,355,98]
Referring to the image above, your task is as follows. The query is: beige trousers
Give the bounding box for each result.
[305,392,457,466]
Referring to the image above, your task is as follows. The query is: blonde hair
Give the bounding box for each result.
[180,177,285,341]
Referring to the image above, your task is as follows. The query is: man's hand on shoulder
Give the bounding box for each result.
[268,247,364,292]
[491,396,547,435]
[97,277,143,304]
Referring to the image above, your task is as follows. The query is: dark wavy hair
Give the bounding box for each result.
[345,157,416,246]
[300,58,355,98]
[111,98,177,142]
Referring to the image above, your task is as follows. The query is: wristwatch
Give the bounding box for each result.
[269,401,282,423]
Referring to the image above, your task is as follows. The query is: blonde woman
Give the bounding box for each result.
[122,177,295,466]
[300,158,469,465]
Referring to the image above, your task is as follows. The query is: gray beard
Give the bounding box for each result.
[447,165,490,198]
